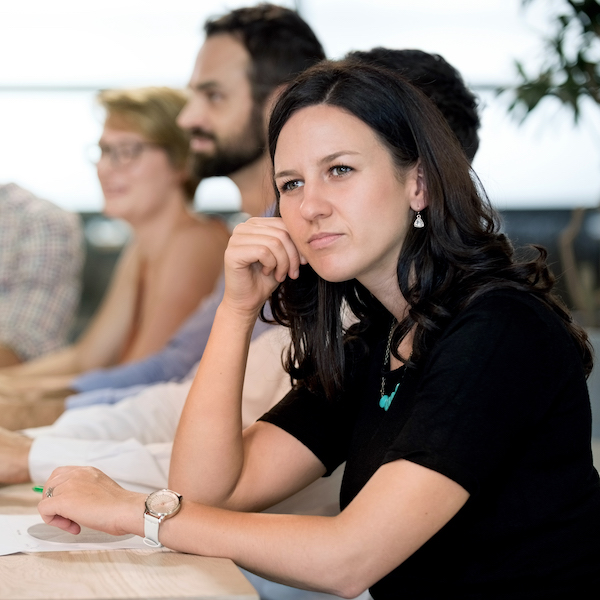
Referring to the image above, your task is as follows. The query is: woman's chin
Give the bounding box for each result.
[102,199,129,221]
[309,264,355,284]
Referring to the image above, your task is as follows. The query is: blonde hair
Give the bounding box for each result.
[97,87,198,200]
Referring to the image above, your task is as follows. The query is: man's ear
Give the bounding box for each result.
[409,161,428,212]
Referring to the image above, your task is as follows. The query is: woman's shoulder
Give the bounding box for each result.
[465,287,556,319]
[449,287,574,346]
[179,213,230,245]
[191,212,231,233]
[164,214,230,260]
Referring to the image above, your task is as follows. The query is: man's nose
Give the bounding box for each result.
[177,97,208,132]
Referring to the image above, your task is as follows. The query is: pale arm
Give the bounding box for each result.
[38,457,468,598]
[169,303,298,505]
[162,458,469,597]
[169,217,305,506]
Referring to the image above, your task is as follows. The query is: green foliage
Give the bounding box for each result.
[502,0,600,122]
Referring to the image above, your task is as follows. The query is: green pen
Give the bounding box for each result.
[32,486,44,493]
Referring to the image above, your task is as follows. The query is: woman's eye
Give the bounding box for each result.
[331,165,352,177]
[280,179,304,193]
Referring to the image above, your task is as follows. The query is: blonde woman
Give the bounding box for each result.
[0,87,229,426]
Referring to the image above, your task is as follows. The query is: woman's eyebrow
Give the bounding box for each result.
[318,150,359,165]
[274,168,299,180]
[274,150,360,179]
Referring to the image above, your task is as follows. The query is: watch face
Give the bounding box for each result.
[147,490,181,516]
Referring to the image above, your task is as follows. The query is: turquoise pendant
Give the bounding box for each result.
[379,382,400,411]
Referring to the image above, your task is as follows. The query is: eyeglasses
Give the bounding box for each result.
[87,141,163,168]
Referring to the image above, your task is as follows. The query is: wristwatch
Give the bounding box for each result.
[143,489,182,547]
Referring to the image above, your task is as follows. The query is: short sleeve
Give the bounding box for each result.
[259,387,355,476]
[383,292,584,495]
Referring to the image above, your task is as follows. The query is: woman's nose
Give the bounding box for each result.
[299,183,332,221]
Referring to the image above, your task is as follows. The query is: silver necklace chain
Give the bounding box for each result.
[379,320,412,411]
[380,321,396,399]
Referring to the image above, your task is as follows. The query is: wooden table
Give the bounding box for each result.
[0,484,259,600]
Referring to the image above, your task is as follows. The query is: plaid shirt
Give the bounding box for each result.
[0,183,84,360]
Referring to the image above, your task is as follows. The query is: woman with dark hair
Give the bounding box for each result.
[39,62,600,599]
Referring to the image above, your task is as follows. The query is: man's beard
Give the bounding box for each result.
[189,107,265,179]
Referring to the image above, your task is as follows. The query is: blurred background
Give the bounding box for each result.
[2,0,599,213]
[2,0,600,441]
[3,0,600,328]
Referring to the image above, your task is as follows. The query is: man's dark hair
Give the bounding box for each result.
[205,3,326,106]
[346,48,480,162]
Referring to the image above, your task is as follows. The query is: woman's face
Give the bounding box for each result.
[274,104,424,292]
[97,124,185,224]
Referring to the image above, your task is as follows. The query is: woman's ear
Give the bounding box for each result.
[409,161,428,212]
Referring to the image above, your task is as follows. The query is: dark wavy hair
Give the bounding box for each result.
[345,48,480,162]
[264,60,593,401]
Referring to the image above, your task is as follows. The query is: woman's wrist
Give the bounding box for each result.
[216,301,262,331]
[117,491,147,538]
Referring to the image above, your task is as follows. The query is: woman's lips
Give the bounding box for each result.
[103,188,126,197]
[308,232,342,250]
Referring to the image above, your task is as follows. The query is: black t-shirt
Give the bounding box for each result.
[260,289,600,599]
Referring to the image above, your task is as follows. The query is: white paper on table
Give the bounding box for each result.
[0,514,150,556]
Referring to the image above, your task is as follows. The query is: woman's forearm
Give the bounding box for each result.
[38,437,467,600]
[1,346,80,378]
[160,504,363,598]
[40,469,363,598]
[160,459,468,598]
[169,302,258,505]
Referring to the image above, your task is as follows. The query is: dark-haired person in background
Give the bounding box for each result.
[346,47,479,162]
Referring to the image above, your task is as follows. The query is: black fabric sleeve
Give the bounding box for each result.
[384,292,584,495]
[259,387,354,476]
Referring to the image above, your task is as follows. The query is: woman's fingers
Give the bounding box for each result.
[37,466,144,538]
[230,218,302,280]
[37,467,83,531]
[228,233,290,282]
[253,217,303,277]
[42,514,81,535]
[222,217,303,313]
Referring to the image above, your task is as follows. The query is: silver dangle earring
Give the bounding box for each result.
[413,211,424,228]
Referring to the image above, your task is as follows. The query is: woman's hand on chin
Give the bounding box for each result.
[222,217,305,317]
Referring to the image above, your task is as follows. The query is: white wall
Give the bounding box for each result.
[1,0,599,212]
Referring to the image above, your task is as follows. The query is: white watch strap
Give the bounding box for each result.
[143,512,162,547]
